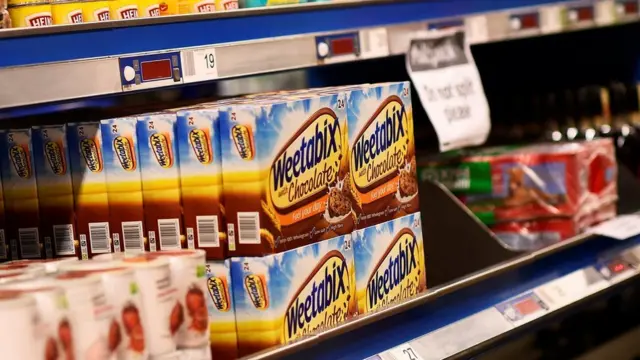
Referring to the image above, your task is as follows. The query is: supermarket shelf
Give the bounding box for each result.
[245,232,640,360]
[2,0,640,109]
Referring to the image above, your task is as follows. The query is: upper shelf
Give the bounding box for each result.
[1,0,637,109]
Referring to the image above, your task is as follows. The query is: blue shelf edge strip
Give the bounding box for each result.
[0,0,559,68]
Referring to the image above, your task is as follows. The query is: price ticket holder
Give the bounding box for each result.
[119,52,183,91]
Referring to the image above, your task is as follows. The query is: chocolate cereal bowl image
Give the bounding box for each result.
[44,336,59,360]
[58,319,74,360]
[324,179,354,224]
[170,301,185,335]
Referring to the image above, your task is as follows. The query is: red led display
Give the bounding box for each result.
[514,298,541,315]
[576,6,594,21]
[140,59,172,81]
[331,38,355,56]
[520,13,539,29]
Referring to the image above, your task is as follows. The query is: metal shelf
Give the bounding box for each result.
[2,0,639,109]
[242,231,640,360]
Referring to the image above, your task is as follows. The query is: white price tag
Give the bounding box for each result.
[406,29,491,152]
[589,214,640,240]
[360,27,390,58]
[181,47,219,83]
[535,267,606,309]
[387,343,425,360]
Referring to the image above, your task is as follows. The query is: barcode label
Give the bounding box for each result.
[196,216,219,248]
[53,224,75,256]
[186,228,195,249]
[44,236,53,259]
[0,230,6,259]
[122,221,143,253]
[237,212,260,244]
[159,219,181,250]
[228,223,236,251]
[89,222,110,254]
[19,227,40,258]
[183,50,195,77]
[79,234,89,260]
[10,238,18,259]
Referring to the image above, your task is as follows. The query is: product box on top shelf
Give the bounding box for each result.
[231,234,356,356]
[101,117,146,254]
[219,90,354,257]
[0,129,43,259]
[176,106,227,259]
[67,122,112,259]
[205,260,238,360]
[346,82,420,229]
[353,212,426,314]
[582,137,617,211]
[137,112,184,252]
[32,125,78,259]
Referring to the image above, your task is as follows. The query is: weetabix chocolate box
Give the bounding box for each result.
[176,106,227,259]
[219,91,354,256]
[137,112,184,252]
[0,129,43,259]
[346,82,419,229]
[353,212,426,314]
[231,234,356,356]
[101,117,146,254]
[205,260,238,360]
[32,125,78,258]
[68,122,112,259]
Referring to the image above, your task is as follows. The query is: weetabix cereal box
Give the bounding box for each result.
[0,129,42,259]
[68,122,112,259]
[206,260,238,360]
[220,91,354,257]
[137,112,184,252]
[32,125,78,258]
[176,107,227,259]
[353,212,426,314]
[101,117,146,254]
[347,82,419,229]
[231,235,356,356]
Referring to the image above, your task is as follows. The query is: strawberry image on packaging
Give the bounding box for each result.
[0,129,43,259]
[68,122,112,259]
[101,118,146,254]
[32,124,78,258]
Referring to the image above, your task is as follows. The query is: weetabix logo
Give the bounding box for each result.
[351,95,409,194]
[113,136,136,171]
[284,250,351,342]
[9,145,31,179]
[269,108,342,213]
[67,9,83,24]
[149,133,173,168]
[26,12,52,27]
[244,274,268,310]
[207,276,230,312]
[231,125,254,161]
[44,141,66,175]
[189,129,212,164]
[80,139,103,173]
[365,228,422,312]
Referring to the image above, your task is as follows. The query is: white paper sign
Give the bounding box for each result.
[589,214,640,240]
[387,343,425,360]
[181,47,219,83]
[406,29,491,152]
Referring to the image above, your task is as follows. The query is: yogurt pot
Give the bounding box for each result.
[2,280,74,360]
[55,270,119,360]
[149,250,208,348]
[8,257,78,274]
[60,261,148,360]
[123,254,178,356]
[0,291,39,359]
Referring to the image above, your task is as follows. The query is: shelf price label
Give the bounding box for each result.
[406,29,491,152]
[589,214,640,240]
[181,47,219,84]
[387,343,425,360]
